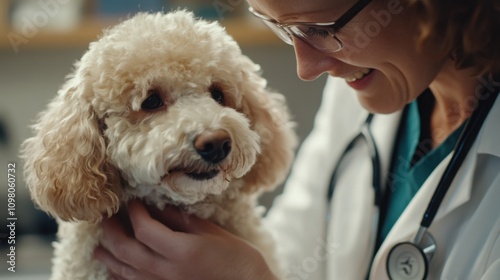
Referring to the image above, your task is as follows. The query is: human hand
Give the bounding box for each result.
[94,200,278,280]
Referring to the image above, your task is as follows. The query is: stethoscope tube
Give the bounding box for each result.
[326,113,382,207]
[419,90,499,230]
[325,88,498,279]
[361,114,383,206]
[388,90,498,280]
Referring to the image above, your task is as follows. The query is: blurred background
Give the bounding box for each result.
[0,0,326,278]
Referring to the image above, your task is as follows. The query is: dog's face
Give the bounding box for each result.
[89,12,265,204]
[21,11,296,222]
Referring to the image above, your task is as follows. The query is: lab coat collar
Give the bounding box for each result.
[436,95,500,220]
[370,94,500,279]
[477,95,500,157]
[377,94,500,227]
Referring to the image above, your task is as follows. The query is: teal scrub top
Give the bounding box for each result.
[378,91,466,242]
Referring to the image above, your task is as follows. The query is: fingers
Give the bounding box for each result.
[97,200,261,280]
[127,201,226,258]
[94,246,163,280]
[127,200,190,256]
[94,246,138,279]
[146,204,194,232]
[144,202,227,236]
[99,212,167,277]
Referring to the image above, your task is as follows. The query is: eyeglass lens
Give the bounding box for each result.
[262,21,342,51]
[261,21,293,44]
[291,25,342,51]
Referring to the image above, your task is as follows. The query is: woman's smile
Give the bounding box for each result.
[344,68,374,90]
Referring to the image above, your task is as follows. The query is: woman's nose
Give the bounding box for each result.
[293,38,339,81]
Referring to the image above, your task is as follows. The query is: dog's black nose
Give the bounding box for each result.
[194,129,232,164]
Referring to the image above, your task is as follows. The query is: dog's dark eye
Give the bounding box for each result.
[141,91,163,110]
[210,85,225,106]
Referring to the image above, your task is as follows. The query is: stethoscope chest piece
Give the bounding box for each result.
[387,242,428,280]
[387,231,436,280]
[387,230,436,279]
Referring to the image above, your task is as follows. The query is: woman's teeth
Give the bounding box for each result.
[345,69,371,82]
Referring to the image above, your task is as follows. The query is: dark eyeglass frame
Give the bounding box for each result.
[249,0,374,52]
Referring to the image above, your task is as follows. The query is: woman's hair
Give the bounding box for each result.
[409,0,500,76]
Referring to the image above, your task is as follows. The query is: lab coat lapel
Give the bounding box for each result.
[371,111,403,191]
[370,96,500,279]
[326,111,401,279]
[436,94,500,221]
[369,139,483,279]
[327,127,378,279]
[369,156,452,279]
[477,95,500,157]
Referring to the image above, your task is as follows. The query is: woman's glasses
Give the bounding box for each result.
[249,0,373,53]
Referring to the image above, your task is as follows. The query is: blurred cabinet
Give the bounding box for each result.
[0,0,278,52]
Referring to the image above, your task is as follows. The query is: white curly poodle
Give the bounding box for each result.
[20,10,297,279]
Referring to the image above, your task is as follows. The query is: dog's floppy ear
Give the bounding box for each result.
[239,56,298,194]
[20,78,123,223]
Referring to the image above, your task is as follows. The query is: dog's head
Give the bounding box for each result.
[21,11,297,223]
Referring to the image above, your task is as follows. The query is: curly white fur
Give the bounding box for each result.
[20,10,297,280]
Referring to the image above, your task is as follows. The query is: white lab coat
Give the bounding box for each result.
[265,76,500,280]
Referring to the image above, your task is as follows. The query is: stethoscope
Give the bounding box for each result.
[326,90,498,280]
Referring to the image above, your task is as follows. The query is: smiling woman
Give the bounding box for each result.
[244,0,500,279]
